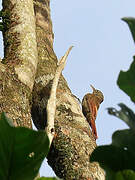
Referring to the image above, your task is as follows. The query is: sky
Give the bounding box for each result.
[50,0,135,145]
[0,0,135,177]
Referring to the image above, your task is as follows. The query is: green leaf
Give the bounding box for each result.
[107,170,135,180]
[107,103,135,129]
[90,129,135,179]
[117,57,135,102]
[0,112,49,180]
[122,17,135,43]
[117,18,135,101]
[120,170,135,180]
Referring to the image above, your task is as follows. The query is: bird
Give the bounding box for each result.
[82,85,104,140]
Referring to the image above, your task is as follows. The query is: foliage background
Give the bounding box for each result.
[0,0,135,177]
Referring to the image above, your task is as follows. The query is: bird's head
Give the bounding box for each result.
[90,85,104,104]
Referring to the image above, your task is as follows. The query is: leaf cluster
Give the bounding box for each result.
[0,112,59,180]
[90,18,135,180]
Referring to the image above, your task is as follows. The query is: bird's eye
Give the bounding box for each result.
[95,90,100,96]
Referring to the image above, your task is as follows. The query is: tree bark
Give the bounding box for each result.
[32,0,105,179]
[1,0,38,127]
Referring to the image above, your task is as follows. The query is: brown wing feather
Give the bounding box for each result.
[82,95,98,139]
[86,99,98,139]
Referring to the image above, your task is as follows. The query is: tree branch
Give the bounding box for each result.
[46,46,73,145]
[32,0,105,179]
[0,0,38,127]
[3,0,38,90]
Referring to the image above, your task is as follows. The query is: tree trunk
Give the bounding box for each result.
[32,0,105,179]
[1,0,38,128]
[1,0,105,179]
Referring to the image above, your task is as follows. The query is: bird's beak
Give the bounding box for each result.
[90,85,96,93]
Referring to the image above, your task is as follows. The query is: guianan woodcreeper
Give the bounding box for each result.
[82,85,104,140]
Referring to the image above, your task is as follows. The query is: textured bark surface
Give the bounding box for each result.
[1,0,38,128]
[32,0,105,179]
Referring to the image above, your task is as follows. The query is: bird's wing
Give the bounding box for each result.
[87,99,97,121]
[87,99,98,139]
